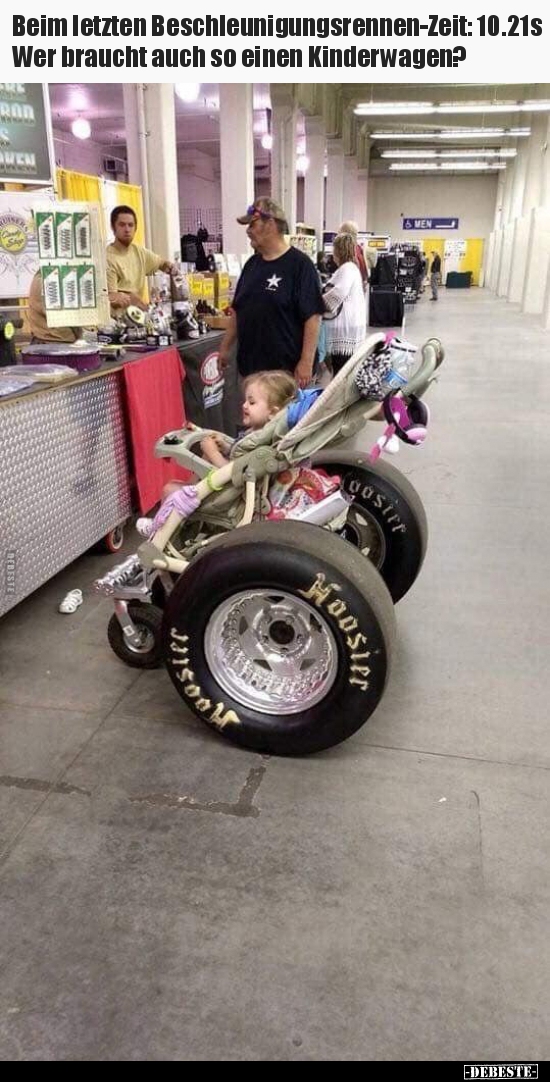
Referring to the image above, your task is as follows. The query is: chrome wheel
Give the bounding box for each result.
[204,590,339,715]
[123,624,155,654]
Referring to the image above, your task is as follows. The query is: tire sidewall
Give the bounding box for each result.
[163,539,390,755]
[314,456,426,602]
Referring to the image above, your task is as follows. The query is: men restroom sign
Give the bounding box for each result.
[402,218,459,230]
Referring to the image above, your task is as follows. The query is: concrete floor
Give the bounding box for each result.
[1,289,549,1061]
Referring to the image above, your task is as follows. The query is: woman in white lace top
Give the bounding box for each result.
[322,233,367,377]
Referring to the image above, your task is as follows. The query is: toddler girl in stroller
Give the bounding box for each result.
[137,369,324,537]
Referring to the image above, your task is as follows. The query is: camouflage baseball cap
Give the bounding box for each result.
[237,197,288,225]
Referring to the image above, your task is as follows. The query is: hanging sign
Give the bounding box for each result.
[445,239,467,258]
[365,235,392,250]
[0,189,55,298]
[0,83,54,185]
[34,199,110,328]
[403,218,459,230]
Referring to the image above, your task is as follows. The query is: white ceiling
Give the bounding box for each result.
[48,82,550,175]
[48,82,273,162]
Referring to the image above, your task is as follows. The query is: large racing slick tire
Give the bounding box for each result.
[163,521,396,756]
[312,451,428,603]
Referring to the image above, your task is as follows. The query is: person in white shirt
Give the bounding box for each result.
[322,232,367,376]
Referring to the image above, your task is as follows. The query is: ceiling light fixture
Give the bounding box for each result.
[296,154,310,173]
[438,100,550,114]
[354,101,434,116]
[439,128,530,139]
[381,148,517,159]
[389,161,507,171]
[371,128,530,140]
[355,101,550,117]
[71,117,91,140]
[261,133,273,151]
[175,83,201,103]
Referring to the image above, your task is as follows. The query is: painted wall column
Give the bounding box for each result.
[122,83,151,246]
[143,84,180,260]
[342,155,358,225]
[303,115,325,243]
[355,170,368,231]
[271,85,297,231]
[493,171,506,232]
[325,138,344,232]
[522,114,548,215]
[509,138,529,222]
[219,84,254,257]
[122,84,142,188]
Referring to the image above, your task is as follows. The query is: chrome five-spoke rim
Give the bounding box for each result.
[204,590,339,715]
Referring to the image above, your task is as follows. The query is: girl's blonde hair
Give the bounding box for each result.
[333,232,357,266]
[243,370,297,413]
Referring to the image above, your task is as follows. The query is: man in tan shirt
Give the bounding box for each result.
[28,271,81,343]
[106,205,175,315]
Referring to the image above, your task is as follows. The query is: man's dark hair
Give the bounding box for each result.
[111,205,137,230]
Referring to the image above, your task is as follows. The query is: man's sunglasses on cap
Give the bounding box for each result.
[237,204,284,224]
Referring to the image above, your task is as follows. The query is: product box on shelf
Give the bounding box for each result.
[146,332,174,348]
[201,278,215,301]
[214,273,230,307]
[187,274,204,299]
[204,314,232,330]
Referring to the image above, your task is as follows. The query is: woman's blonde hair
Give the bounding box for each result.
[339,219,358,239]
[333,232,357,266]
[243,370,297,413]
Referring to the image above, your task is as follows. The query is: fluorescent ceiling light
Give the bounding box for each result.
[371,128,530,140]
[382,150,437,158]
[439,100,550,114]
[389,162,506,171]
[356,101,550,117]
[381,148,517,159]
[440,128,529,139]
[355,102,433,116]
[441,160,506,168]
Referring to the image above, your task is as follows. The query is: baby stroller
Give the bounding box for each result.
[96,334,443,755]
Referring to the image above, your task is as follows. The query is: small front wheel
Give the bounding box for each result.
[108,602,163,669]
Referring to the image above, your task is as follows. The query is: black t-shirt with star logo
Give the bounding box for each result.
[232,247,324,376]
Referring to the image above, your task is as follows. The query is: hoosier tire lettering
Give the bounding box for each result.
[169,630,241,729]
[298,573,371,691]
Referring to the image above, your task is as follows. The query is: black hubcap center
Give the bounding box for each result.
[270,620,295,646]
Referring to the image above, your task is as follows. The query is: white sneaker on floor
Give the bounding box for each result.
[384,435,400,454]
[136,517,153,538]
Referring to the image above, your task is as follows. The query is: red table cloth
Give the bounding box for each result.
[122,347,192,514]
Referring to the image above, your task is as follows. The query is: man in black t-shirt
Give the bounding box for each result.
[218,198,324,388]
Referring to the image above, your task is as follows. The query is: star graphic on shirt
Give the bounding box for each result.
[266,274,282,291]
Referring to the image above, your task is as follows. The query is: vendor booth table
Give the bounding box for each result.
[0,334,241,618]
[177,332,241,438]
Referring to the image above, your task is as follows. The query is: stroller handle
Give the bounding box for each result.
[405,338,444,399]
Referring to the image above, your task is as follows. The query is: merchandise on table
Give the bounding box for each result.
[21,341,102,372]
